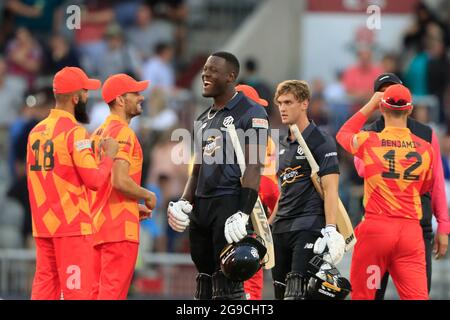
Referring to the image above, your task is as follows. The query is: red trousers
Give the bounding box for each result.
[91,241,139,300]
[244,268,263,300]
[350,215,428,300]
[31,235,94,300]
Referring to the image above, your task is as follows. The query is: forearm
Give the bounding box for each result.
[79,155,114,191]
[181,164,200,203]
[336,112,367,153]
[431,132,450,234]
[113,174,152,201]
[6,0,42,17]
[323,188,338,226]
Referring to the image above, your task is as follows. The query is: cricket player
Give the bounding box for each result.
[337,84,434,299]
[353,73,449,299]
[27,67,119,299]
[90,74,156,300]
[167,52,269,299]
[271,80,345,300]
[236,84,280,300]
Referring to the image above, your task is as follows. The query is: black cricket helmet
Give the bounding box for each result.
[220,236,267,282]
[306,255,351,300]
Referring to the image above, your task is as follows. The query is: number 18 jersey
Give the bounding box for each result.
[27,109,113,237]
[351,127,434,220]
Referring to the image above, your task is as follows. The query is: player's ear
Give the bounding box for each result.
[407,106,414,116]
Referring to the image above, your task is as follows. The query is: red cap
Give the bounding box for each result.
[381,84,412,110]
[236,84,268,107]
[53,67,101,94]
[102,73,149,103]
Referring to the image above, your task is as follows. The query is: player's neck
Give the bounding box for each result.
[110,109,130,124]
[212,88,237,110]
[54,104,74,116]
[289,117,310,141]
[384,117,407,128]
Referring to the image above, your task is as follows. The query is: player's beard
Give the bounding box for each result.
[74,98,90,124]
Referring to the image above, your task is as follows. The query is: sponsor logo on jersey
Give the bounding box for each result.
[252,118,268,129]
[203,136,221,157]
[280,165,304,186]
[324,152,338,158]
[75,139,91,151]
[304,243,314,249]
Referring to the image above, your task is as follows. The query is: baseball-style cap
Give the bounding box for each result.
[53,67,101,94]
[381,84,412,110]
[102,74,149,103]
[373,73,402,92]
[236,84,268,106]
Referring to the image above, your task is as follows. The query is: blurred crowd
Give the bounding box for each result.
[0,1,449,279]
[0,0,197,256]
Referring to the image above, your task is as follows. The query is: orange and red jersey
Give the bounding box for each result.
[260,136,279,214]
[27,109,113,237]
[337,112,434,221]
[90,114,143,245]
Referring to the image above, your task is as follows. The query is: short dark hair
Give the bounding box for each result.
[155,42,172,55]
[211,51,240,77]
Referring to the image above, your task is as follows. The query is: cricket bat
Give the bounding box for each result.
[290,124,356,251]
[227,124,275,269]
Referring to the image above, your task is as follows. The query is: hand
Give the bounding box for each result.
[369,91,384,110]
[145,192,157,210]
[224,211,249,244]
[167,199,192,232]
[101,137,119,158]
[313,225,345,265]
[138,204,152,221]
[433,232,448,260]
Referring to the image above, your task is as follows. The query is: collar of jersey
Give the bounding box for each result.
[213,91,243,111]
[383,126,411,135]
[106,113,128,126]
[285,120,316,144]
[49,108,77,122]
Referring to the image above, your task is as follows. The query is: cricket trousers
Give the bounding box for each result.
[350,215,428,300]
[91,241,139,300]
[32,235,94,300]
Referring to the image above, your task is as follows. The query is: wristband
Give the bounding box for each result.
[239,187,258,215]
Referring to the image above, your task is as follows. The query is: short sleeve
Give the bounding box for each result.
[315,136,340,177]
[115,126,136,164]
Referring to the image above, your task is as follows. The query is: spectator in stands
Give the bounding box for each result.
[0,55,27,130]
[98,23,142,81]
[342,45,383,105]
[5,26,42,89]
[5,0,63,40]
[142,42,175,92]
[239,58,273,116]
[74,0,114,77]
[42,34,80,76]
[426,37,449,124]
[126,3,174,61]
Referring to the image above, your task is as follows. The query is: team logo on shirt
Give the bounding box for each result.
[223,116,234,128]
[280,165,303,186]
[203,136,221,157]
[296,146,306,159]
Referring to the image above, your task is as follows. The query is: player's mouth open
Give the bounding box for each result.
[203,80,213,89]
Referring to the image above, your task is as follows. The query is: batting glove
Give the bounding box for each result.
[224,211,249,244]
[167,200,192,232]
[313,225,345,265]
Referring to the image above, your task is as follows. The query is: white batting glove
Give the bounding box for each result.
[167,200,192,232]
[224,211,249,244]
[313,225,345,265]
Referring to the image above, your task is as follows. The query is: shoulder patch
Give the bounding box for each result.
[75,139,92,151]
[252,118,268,129]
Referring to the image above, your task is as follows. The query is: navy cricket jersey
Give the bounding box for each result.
[194,92,269,198]
[272,121,340,234]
